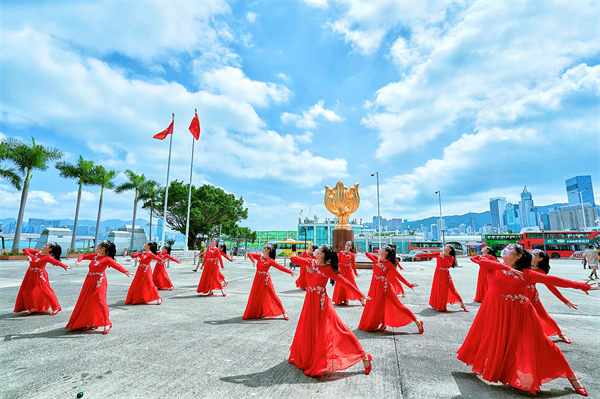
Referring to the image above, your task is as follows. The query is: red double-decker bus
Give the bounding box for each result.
[519,231,600,259]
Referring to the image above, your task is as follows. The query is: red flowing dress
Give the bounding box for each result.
[526,268,570,337]
[359,253,418,331]
[288,256,367,377]
[126,252,162,304]
[295,250,315,290]
[14,248,69,313]
[197,247,227,295]
[66,254,131,330]
[243,253,294,319]
[471,255,496,302]
[153,252,179,290]
[332,251,361,305]
[456,259,590,394]
[418,252,463,311]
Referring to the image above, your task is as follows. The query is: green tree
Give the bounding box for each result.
[0,140,22,190]
[139,179,161,241]
[55,156,96,250]
[88,165,117,247]
[114,169,146,250]
[150,180,248,249]
[3,137,64,252]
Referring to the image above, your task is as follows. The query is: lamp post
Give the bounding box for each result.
[435,190,445,245]
[371,172,381,250]
[571,186,590,230]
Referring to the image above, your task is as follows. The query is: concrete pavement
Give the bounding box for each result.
[1,255,598,398]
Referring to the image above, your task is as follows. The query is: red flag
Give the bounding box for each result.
[189,112,200,140]
[154,121,174,140]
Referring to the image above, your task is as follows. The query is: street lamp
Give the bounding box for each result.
[371,172,381,251]
[435,190,445,245]
[571,186,590,230]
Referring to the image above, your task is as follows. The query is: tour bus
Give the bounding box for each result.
[519,231,600,259]
[408,241,465,255]
[483,234,522,253]
[268,239,314,257]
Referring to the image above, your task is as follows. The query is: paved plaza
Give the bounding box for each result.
[1,255,598,399]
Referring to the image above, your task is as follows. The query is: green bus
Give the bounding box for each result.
[483,234,522,253]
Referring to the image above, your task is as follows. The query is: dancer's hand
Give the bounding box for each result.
[290,272,296,277]
[64,265,72,270]
[584,281,599,294]
[126,272,134,277]
[75,261,81,267]
[566,302,578,310]
[506,268,523,278]
[410,283,419,290]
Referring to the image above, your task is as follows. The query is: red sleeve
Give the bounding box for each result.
[267,259,294,275]
[389,266,414,288]
[470,255,482,263]
[130,252,142,259]
[525,270,591,292]
[291,256,310,268]
[365,252,378,263]
[106,258,130,275]
[351,253,358,276]
[48,257,70,269]
[322,267,365,298]
[248,253,260,262]
[478,259,513,272]
[164,253,180,263]
[23,248,38,257]
[77,253,97,262]
[220,250,233,262]
[544,285,571,305]
[416,252,439,259]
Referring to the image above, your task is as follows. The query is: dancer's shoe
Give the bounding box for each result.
[102,326,111,335]
[22,310,34,316]
[364,354,372,375]
[569,378,588,396]
[49,309,60,316]
[417,320,424,334]
[559,334,571,344]
[461,303,469,312]
[284,313,289,321]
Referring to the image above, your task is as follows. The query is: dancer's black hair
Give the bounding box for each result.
[321,244,339,273]
[48,242,62,260]
[534,250,551,274]
[482,246,498,259]
[99,240,117,259]
[147,241,158,255]
[162,245,172,255]
[446,244,458,267]
[505,244,531,271]
[309,244,318,252]
[383,244,398,267]
[264,244,276,260]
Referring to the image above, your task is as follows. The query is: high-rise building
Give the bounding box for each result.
[566,175,595,206]
[506,202,521,232]
[549,203,598,230]
[489,197,507,230]
[518,187,538,228]
[431,223,439,241]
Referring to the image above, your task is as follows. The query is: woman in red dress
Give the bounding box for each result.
[153,244,180,291]
[332,241,361,306]
[417,244,468,312]
[457,243,595,396]
[126,241,162,305]
[295,244,317,291]
[243,244,296,320]
[67,240,133,334]
[471,246,497,303]
[528,249,577,344]
[197,238,230,296]
[359,245,423,333]
[14,244,71,316]
[289,244,372,377]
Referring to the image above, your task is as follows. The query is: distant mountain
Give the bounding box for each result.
[0,217,149,232]
[405,211,491,231]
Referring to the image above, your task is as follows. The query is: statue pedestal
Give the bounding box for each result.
[332,229,354,252]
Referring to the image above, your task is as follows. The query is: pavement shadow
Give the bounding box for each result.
[4,327,85,341]
[418,307,464,316]
[220,359,362,387]
[204,316,267,325]
[279,289,306,295]
[0,312,48,319]
[451,371,574,398]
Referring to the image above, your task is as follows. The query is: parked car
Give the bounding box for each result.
[232,247,246,256]
[400,251,431,262]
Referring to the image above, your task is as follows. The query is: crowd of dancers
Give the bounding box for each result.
[11,238,598,396]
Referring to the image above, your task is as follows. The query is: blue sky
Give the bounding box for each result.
[1,0,598,231]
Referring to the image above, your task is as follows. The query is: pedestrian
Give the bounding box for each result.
[289,245,372,376]
[243,244,296,320]
[359,244,423,333]
[582,245,598,279]
[14,243,71,316]
[125,241,162,305]
[332,241,361,306]
[196,238,229,297]
[471,246,497,303]
[67,240,133,334]
[295,244,317,291]
[417,244,468,312]
[153,244,180,291]
[456,243,596,396]
[192,240,207,272]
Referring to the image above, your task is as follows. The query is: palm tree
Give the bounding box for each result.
[3,137,64,252]
[0,140,22,190]
[139,179,161,241]
[56,156,96,250]
[114,169,146,250]
[89,165,116,247]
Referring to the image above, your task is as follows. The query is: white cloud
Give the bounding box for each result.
[302,0,329,9]
[246,12,258,23]
[295,131,314,144]
[276,73,291,82]
[201,66,291,107]
[63,190,97,202]
[281,100,343,129]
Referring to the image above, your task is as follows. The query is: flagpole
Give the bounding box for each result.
[161,113,174,247]
[185,109,196,251]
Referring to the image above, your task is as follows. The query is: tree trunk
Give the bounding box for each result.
[130,189,138,250]
[11,172,31,253]
[70,181,83,250]
[149,200,153,241]
[94,186,105,247]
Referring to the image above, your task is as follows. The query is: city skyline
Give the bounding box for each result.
[1,1,598,232]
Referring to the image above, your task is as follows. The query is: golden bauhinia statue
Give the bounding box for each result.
[324,182,360,230]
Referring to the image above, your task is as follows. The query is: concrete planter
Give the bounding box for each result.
[0,255,28,260]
